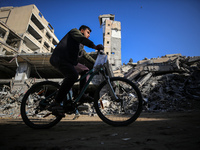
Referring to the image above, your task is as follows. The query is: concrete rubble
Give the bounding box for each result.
[0,85,21,118]
[118,54,200,112]
[0,54,200,118]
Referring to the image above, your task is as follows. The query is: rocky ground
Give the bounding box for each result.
[0,111,200,150]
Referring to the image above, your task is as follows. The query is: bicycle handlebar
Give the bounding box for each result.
[97,50,105,55]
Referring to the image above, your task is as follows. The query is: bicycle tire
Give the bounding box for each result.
[21,81,62,129]
[94,77,143,126]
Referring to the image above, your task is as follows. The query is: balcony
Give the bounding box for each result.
[23,33,40,51]
[30,13,44,30]
[28,21,43,40]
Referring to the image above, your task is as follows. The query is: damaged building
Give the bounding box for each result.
[0,5,59,54]
[0,4,60,96]
[0,4,61,117]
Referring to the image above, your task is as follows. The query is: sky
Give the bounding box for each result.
[0,0,200,63]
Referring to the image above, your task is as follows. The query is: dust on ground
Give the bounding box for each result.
[0,111,200,150]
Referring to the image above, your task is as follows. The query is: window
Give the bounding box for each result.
[39,12,43,18]
[44,42,50,50]
[31,14,44,30]
[46,32,51,40]
[48,23,54,32]
[0,27,6,38]
[51,48,54,53]
[107,41,109,44]
[107,32,110,35]
[111,52,115,54]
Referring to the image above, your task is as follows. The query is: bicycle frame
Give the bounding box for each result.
[74,68,99,103]
[69,62,118,103]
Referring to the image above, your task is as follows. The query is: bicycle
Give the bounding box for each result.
[21,51,143,129]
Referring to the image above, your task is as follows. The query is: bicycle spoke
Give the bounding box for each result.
[94,77,142,126]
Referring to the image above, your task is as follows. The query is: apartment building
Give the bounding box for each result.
[0,4,60,95]
[0,4,59,55]
[99,14,122,70]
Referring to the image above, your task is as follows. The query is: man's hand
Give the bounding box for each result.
[95,44,104,51]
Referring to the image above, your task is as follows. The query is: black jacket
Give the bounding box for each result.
[50,28,95,67]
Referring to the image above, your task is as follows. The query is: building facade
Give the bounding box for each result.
[0,4,59,55]
[99,14,122,70]
[0,4,59,95]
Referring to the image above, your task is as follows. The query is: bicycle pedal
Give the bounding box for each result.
[73,110,80,120]
[52,110,65,117]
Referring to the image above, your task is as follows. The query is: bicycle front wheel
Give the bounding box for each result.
[94,77,143,126]
[21,81,62,129]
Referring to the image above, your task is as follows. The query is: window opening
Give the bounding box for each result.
[48,23,54,32]
[0,27,6,38]
[39,12,43,18]
[46,32,51,40]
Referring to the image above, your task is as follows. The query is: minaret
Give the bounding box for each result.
[98,14,122,70]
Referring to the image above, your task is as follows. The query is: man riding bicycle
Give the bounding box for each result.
[50,25,104,116]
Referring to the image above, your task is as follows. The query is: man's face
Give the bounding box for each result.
[81,28,91,39]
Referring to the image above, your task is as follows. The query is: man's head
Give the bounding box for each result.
[79,25,92,39]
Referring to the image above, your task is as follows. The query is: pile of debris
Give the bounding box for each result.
[0,85,21,118]
[142,73,198,112]
[119,54,200,112]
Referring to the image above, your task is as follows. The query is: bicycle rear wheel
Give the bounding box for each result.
[94,77,143,126]
[21,81,62,129]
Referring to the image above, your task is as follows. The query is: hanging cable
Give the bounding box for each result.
[34,65,42,79]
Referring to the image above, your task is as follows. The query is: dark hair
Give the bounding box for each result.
[79,25,92,32]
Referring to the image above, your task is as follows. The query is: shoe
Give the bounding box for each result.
[50,102,65,117]
[80,94,94,103]
[63,100,76,113]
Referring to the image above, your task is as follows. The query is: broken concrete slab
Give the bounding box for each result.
[119,54,200,112]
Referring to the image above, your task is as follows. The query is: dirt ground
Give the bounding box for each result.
[0,111,200,150]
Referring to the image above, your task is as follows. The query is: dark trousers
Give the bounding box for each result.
[74,63,89,93]
[55,63,78,103]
